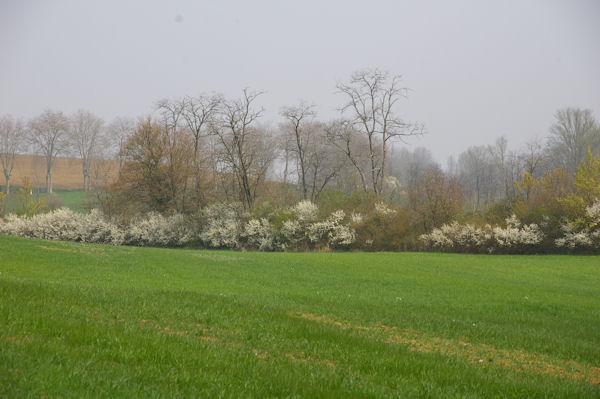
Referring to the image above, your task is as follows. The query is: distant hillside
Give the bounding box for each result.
[6,154,119,190]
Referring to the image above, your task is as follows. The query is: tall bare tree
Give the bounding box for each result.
[181,94,221,203]
[337,69,423,194]
[547,107,599,175]
[519,137,547,177]
[325,119,369,192]
[281,102,316,199]
[212,89,273,209]
[107,116,135,175]
[69,109,104,191]
[0,115,25,194]
[303,121,345,200]
[28,110,69,193]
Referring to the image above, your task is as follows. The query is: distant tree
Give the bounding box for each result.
[324,119,372,192]
[28,110,69,193]
[281,102,316,200]
[111,117,193,214]
[547,108,599,175]
[69,110,104,191]
[107,116,135,175]
[458,146,493,212]
[518,137,548,177]
[389,147,437,188]
[301,121,345,201]
[0,115,25,194]
[408,166,464,230]
[180,95,221,204]
[336,68,423,194]
[280,103,342,200]
[212,89,275,209]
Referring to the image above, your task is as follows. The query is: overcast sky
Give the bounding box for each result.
[1,0,599,162]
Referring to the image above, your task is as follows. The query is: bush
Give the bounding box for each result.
[420,215,544,254]
[199,203,245,249]
[555,200,600,251]
[279,201,355,250]
[125,212,195,247]
[351,204,420,251]
[0,208,125,245]
[242,218,275,250]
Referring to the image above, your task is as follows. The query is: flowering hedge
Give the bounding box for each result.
[555,200,600,251]
[0,201,356,251]
[0,208,125,245]
[419,215,544,254]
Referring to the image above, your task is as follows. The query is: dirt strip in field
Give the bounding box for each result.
[294,312,600,385]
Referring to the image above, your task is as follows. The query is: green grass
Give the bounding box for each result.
[2,188,94,213]
[1,235,599,398]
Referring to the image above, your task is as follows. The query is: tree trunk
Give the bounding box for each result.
[3,174,10,195]
[47,172,53,194]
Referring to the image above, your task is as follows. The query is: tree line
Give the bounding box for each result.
[1,68,600,252]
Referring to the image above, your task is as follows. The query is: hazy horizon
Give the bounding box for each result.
[1,0,599,163]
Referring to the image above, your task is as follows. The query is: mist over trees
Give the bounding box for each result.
[1,68,600,252]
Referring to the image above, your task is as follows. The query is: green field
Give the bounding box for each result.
[2,188,94,213]
[1,235,599,397]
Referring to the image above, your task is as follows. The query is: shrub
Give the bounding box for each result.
[199,203,245,249]
[555,199,600,251]
[420,215,543,254]
[278,201,355,250]
[306,210,355,248]
[0,208,125,245]
[351,205,418,251]
[125,212,194,247]
[242,218,275,250]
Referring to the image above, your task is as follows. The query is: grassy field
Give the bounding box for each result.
[2,188,95,214]
[1,235,599,397]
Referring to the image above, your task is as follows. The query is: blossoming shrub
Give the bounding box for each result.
[199,203,245,249]
[279,201,355,249]
[555,200,600,251]
[420,215,544,253]
[306,210,355,248]
[0,201,354,251]
[125,212,195,247]
[242,218,275,250]
[0,208,125,245]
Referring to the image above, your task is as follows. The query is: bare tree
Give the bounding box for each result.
[69,110,104,191]
[458,145,494,212]
[212,89,273,209]
[107,116,135,175]
[28,110,69,193]
[281,102,316,199]
[337,68,423,194]
[325,119,369,192]
[390,146,437,188]
[519,137,547,177]
[0,115,25,194]
[547,107,599,175]
[181,94,221,203]
[408,166,464,230]
[303,121,345,200]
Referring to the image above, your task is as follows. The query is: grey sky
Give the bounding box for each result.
[1,0,599,162]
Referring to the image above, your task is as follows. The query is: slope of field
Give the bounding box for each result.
[7,154,118,190]
[1,235,599,397]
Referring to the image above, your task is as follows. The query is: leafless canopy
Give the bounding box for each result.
[0,115,25,194]
[69,109,104,191]
[337,68,424,194]
[211,89,274,209]
[28,109,69,193]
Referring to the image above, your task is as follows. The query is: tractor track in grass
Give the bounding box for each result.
[293,312,600,385]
